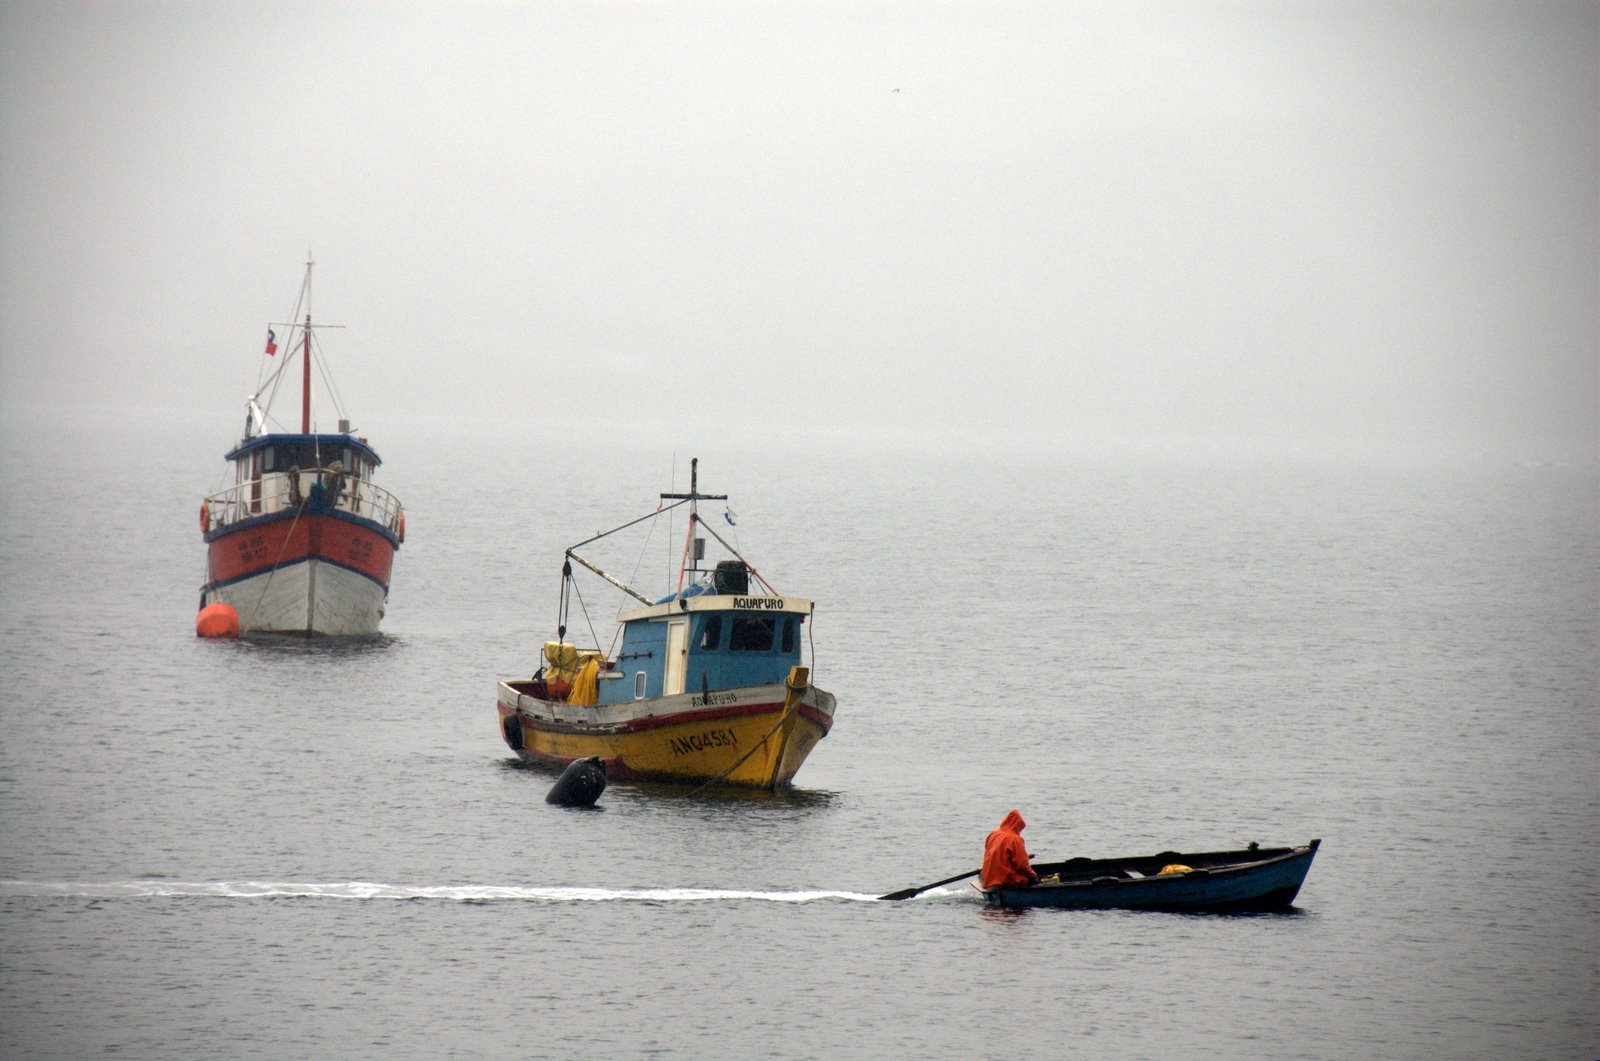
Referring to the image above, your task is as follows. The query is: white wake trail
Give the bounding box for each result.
[0,880,885,903]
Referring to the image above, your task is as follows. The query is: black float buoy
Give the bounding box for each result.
[546,756,607,807]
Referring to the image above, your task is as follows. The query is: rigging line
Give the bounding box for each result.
[242,497,308,631]
[696,516,777,595]
[674,513,698,598]
[569,575,601,652]
[299,332,336,435]
[254,278,309,399]
[622,506,662,590]
[311,328,349,424]
[256,344,293,403]
[260,339,291,418]
[566,497,691,555]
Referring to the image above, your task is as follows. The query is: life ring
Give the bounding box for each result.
[397,512,406,544]
[199,501,210,533]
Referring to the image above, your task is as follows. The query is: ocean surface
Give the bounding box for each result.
[1,413,1596,1059]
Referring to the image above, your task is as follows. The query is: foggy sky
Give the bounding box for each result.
[1,1,1595,458]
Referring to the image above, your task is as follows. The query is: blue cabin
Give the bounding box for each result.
[596,563,810,705]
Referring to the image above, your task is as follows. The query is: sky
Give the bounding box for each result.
[1,0,1595,459]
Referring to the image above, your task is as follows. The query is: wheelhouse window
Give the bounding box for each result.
[729,615,776,652]
[699,615,724,651]
[780,617,796,654]
[259,441,334,470]
[270,442,323,469]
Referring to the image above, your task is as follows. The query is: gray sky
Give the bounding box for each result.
[2,1,1594,458]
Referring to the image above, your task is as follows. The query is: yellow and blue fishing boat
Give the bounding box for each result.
[496,459,836,790]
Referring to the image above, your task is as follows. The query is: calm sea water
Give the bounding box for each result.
[1,413,1596,1059]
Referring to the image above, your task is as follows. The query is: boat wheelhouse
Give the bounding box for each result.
[497,460,835,790]
[198,257,404,636]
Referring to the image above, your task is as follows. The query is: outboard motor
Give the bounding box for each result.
[546,756,607,807]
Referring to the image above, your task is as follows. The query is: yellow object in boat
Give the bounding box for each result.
[569,658,600,706]
[1158,864,1193,875]
[543,642,580,682]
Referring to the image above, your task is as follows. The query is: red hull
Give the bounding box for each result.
[206,512,395,589]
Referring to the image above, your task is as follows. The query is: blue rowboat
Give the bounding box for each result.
[982,839,1320,912]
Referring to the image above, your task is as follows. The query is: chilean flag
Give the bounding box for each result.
[264,329,277,356]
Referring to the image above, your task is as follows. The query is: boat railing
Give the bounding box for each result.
[203,468,404,538]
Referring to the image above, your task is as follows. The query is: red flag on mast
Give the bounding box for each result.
[264,329,277,356]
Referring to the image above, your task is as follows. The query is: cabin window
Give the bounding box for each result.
[781,618,796,653]
[729,615,775,652]
[699,615,724,650]
[270,442,322,470]
[634,672,647,700]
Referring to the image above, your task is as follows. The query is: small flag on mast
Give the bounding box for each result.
[264,329,277,356]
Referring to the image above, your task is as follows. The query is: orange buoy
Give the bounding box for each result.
[397,512,406,543]
[199,501,210,534]
[195,603,240,639]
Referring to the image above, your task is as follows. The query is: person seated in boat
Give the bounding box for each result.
[981,809,1039,889]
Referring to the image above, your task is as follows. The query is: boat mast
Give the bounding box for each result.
[301,252,314,434]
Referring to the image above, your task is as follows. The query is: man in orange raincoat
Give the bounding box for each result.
[981,809,1040,889]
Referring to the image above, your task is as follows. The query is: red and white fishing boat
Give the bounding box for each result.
[197,256,404,636]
